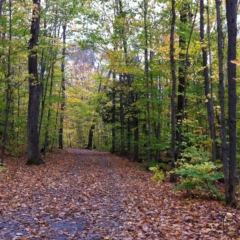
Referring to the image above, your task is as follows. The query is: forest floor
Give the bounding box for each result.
[0,149,239,240]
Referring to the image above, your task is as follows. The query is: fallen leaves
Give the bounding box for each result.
[0,148,239,239]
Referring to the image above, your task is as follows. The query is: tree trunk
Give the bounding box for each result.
[215,0,229,207]
[119,74,125,155]
[38,0,49,137]
[200,0,217,164]
[176,4,197,160]
[0,0,4,25]
[26,0,44,165]
[38,55,48,136]
[59,23,67,149]
[132,91,139,162]
[1,0,12,165]
[111,72,116,153]
[127,75,132,158]
[226,0,237,207]
[43,4,59,154]
[43,57,56,157]
[206,1,219,161]
[133,113,139,162]
[170,0,177,182]
[86,125,94,150]
[175,4,188,160]
[143,0,151,163]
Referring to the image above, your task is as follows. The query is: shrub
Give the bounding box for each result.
[149,166,165,183]
[172,145,224,200]
[139,161,167,171]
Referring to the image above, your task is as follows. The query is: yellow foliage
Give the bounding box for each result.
[149,167,164,184]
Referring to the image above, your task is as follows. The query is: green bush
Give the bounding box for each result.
[139,161,167,171]
[173,145,224,200]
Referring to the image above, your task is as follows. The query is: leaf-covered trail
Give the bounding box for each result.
[0,149,239,239]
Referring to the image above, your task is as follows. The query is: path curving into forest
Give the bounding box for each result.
[0,149,239,239]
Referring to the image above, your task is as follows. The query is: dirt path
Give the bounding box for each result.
[65,148,163,239]
[0,149,239,239]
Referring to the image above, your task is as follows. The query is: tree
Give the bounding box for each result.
[86,124,94,149]
[215,0,229,207]
[143,0,151,163]
[225,0,237,207]
[0,0,4,24]
[0,0,235,207]
[170,0,177,182]
[200,0,217,164]
[1,0,12,165]
[58,22,67,149]
[26,0,44,165]
[175,2,189,160]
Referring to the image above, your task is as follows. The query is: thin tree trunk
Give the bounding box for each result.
[39,60,49,135]
[176,4,198,160]
[1,0,12,165]
[176,4,188,160]
[127,74,132,159]
[38,0,49,137]
[0,0,4,25]
[215,0,229,207]
[118,0,132,158]
[143,0,151,163]
[112,71,116,153]
[51,101,60,151]
[86,125,94,149]
[43,8,59,155]
[155,77,163,162]
[26,0,44,165]
[133,92,139,162]
[119,74,125,155]
[59,23,67,149]
[226,0,237,207]
[200,0,217,164]
[206,1,219,160]
[170,0,177,182]
[43,58,56,157]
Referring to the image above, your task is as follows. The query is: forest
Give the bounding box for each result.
[0,0,240,238]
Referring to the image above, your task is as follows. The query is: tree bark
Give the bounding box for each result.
[215,0,229,207]
[176,4,188,160]
[1,0,12,165]
[43,56,56,157]
[59,23,67,149]
[127,75,132,159]
[119,74,125,155]
[26,0,44,165]
[86,125,94,150]
[38,0,49,137]
[226,0,237,207]
[176,3,198,160]
[170,0,177,182]
[200,0,217,164]
[132,91,139,162]
[111,71,116,153]
[143,0,151,163]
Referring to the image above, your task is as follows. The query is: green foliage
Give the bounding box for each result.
[0,165,4,172]
[139,161,167,171]
[180,144,210,164]
[149,166,165,184]
[172,145,224,200]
